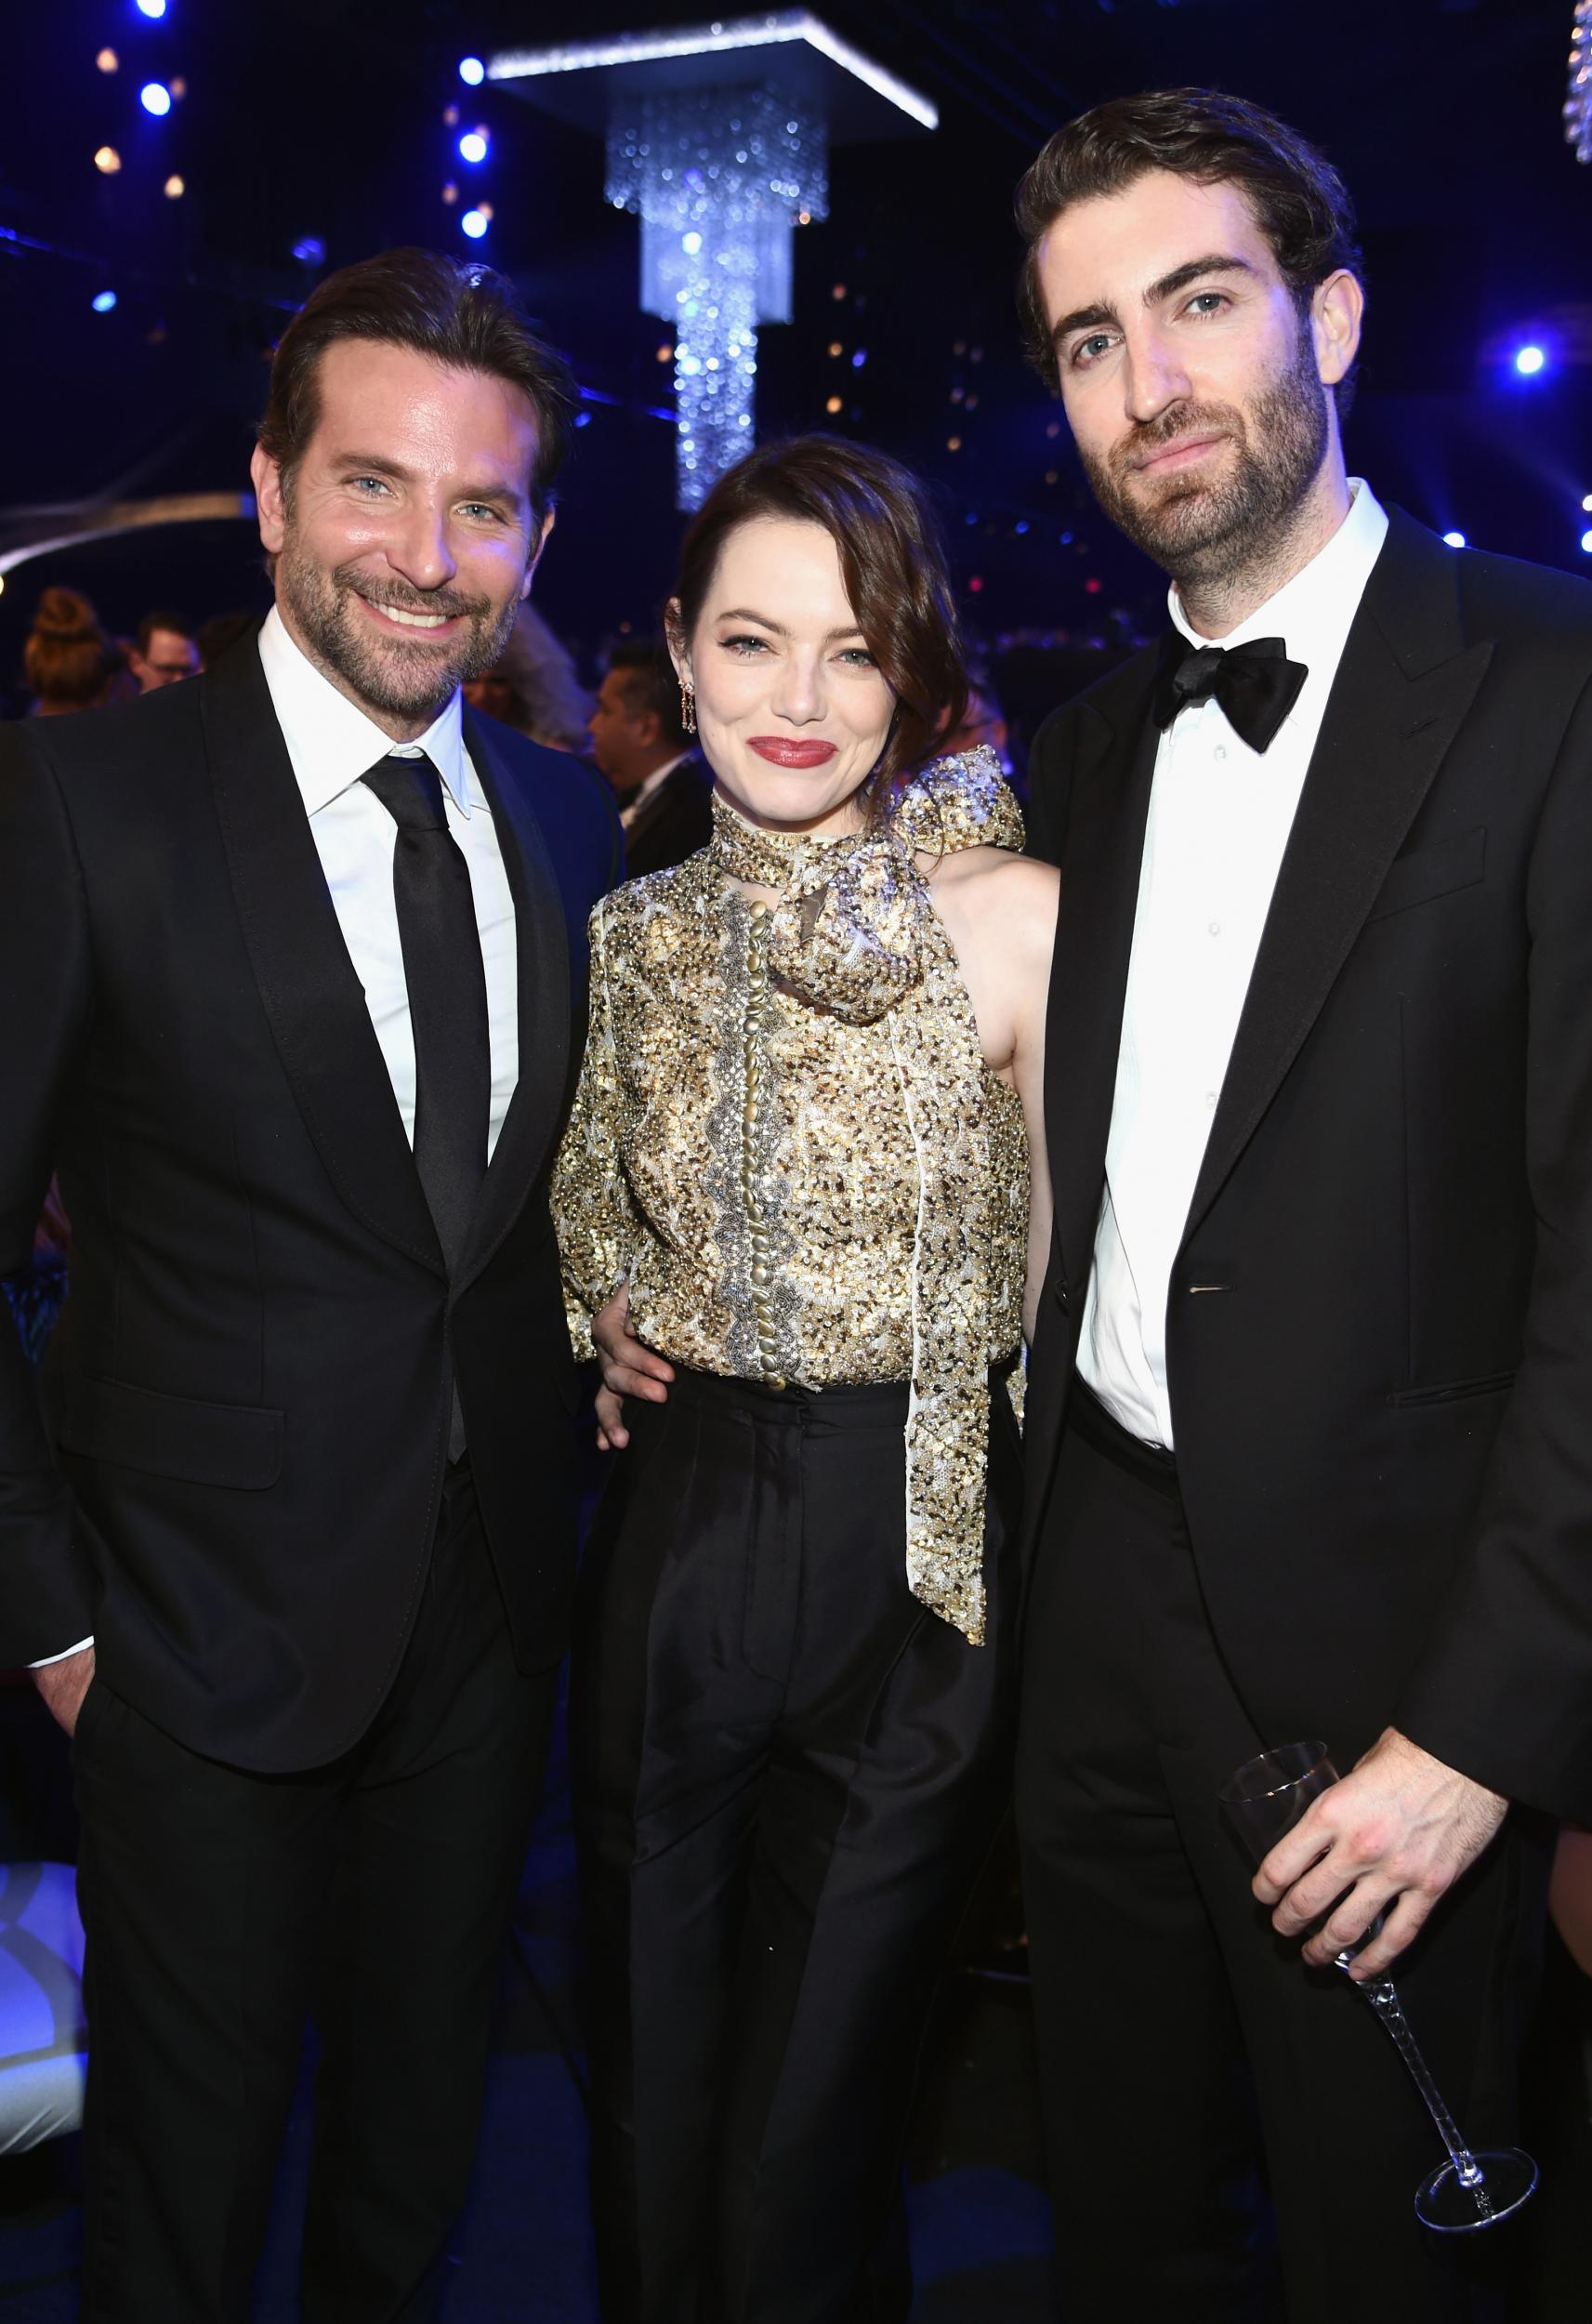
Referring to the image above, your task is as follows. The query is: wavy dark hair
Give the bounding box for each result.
[669,434,968,799]
[1016,88,1362,407]
[258,247,577,529]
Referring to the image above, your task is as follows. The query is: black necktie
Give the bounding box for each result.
[1154,635,1308,755]
[362,751,490,1459]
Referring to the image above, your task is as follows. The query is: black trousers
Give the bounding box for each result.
[72,1462,556,2324]
[571,1367,1022,2324]
[1016,1389,1550,2324]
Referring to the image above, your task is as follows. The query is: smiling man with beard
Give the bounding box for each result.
[0,249,620,2320]
[1014,91,1592,2324]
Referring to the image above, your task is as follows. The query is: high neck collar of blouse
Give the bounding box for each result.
[707,790,869,891]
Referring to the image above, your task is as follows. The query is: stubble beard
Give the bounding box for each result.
[276,530,521,722]
[1078,322,1331,595]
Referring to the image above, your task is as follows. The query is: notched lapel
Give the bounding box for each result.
[458,715,572,1290]
[204,646,445,1275]
[1186,563,1493,1240]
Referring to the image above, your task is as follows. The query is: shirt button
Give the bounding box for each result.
[1205,1091,1218,1110]
[1208,920,1222,936]
[1213,745,1228,762]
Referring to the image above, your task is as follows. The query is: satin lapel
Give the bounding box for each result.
[456,713,572,1291]
[1044,649,1166,1289]
[1185,522,1493,1241]
[203,642,444,1274]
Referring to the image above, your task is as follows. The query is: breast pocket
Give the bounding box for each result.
[1366,825,1486,923]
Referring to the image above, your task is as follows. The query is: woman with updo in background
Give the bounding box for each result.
[552,435,1059,2324]
[22,587,122,717]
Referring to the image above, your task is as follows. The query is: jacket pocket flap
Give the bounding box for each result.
[59,1377,284,1491]
[1367,825,1486,922]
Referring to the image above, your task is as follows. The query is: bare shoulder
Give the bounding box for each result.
[923,846,1059,948]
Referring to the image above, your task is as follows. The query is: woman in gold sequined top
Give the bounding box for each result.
[551,438,1059,2324]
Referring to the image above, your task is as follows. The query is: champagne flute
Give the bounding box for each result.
[1219,1740,1537,2232]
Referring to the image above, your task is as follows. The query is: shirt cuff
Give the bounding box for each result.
[28,1637,93,1669]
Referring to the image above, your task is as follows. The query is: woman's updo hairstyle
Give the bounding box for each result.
[24,588,117,709]
[669,435,968,794]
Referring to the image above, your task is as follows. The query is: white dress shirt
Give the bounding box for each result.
[257,606,520,1160]
[29,612,520,1670]
[1078,481,1389,1446]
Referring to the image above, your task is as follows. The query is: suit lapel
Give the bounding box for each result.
[204,642,445,1274]
[1043,644,1169,1289]
[456,712,572,1291]
[1185,511,1493,1239]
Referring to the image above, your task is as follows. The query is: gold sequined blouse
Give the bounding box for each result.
[550,746,1029,1642]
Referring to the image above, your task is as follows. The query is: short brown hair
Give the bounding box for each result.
[24,588,117,708]
[1016,88,1362,395]
[258,247,577,529]
[670,435,967,794]
[607,635,689,753]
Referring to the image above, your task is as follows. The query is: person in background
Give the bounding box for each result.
[22,588,119,717]
[493,598,595,750]
[127,608,200,692]
[587,633,713,876]
[196,608,263,670]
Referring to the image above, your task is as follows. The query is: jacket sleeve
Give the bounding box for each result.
[0,727,99,1659]
[1023,708,1073,870]
[1396,668,1592,1822]
[548,898,645,1361]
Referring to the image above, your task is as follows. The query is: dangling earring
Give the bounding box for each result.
[680,678,697,735]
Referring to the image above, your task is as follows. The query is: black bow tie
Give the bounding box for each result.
[1154,635,1308,755]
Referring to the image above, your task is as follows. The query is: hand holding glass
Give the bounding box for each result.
[1219,1740,1536,2232]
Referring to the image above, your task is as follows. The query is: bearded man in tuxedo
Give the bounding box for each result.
[0,249,619,2319]
[1015,90,1592,2323]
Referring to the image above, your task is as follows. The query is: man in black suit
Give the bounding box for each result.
[587,633,713,877]
[1012,93,1592,2322]
[0,249,620,2320]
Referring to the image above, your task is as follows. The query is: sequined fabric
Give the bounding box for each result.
[551,746,1029,1641]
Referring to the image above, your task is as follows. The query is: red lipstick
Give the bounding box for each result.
[746,736,838,767]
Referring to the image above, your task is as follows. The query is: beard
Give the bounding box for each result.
[1078,321,1331,590]
[276,534,520,722]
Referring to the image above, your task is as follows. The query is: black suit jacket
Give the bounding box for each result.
[0,639,621,1772]
[1026,508,1592,1826]
[620,750,714,878]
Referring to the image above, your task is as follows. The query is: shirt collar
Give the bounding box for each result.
[1166,478,1389,664]
[257,605,475,819]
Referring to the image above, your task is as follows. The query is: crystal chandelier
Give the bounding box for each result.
[490,13,934,511]
[607,87,827,508]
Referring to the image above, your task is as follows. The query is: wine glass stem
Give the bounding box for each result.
[1347,1968,1488,2197]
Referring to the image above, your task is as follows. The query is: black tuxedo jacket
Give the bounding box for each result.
[621,750,714,878]
[0,640,621,1772]
[1026,508,1592,1826]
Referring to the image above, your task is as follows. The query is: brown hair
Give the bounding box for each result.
[607,634,690,753]
[1016,88,1362,399]
[670,435,967,794]
[24,588,117,709]
[258,247,578,528]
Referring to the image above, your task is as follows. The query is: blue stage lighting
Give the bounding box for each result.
[92,290,118,313]
[461,209,489,240]
[136,0,167,17]
[140,81,172,115]
[1442,531,1467,548]
[458,130,489,165]
[1514,344,1546,376]
[291,236,326,267]
[1582,529,1592,555]
[574,411,592,429]
[459,56,485,86]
